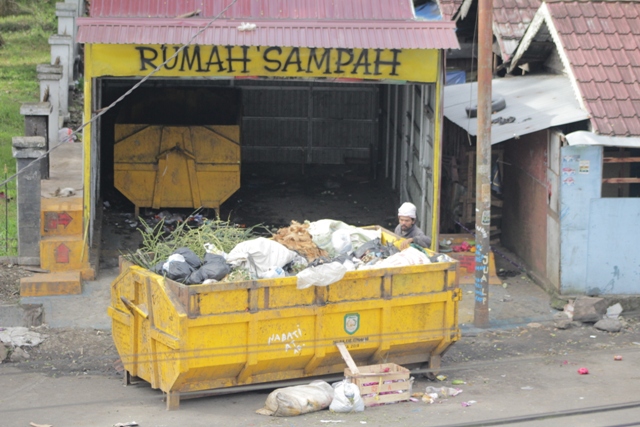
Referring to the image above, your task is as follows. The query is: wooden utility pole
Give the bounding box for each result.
[474,0,493,328]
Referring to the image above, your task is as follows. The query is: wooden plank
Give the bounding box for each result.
[336,342,360,375]
[602,178,640,184]
[603,157,640,163]
[361,391,410,406]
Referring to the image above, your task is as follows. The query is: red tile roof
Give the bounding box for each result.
[547,0,640,137]
[77,0,460,50]
[436,0,464,21]
[493,0,541,61]
[437,0,541,60]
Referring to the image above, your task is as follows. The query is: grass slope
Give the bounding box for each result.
[0,0,56,255]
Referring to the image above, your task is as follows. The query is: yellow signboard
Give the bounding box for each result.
[87,44,439,83]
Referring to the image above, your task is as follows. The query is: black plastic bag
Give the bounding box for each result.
[354,238,399,259]
[152,252,197,283]
[187,254,230,284]
[174,247,202,269]
[163,257,195,282]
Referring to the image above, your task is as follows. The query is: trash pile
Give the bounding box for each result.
[256,378,468,417]
[125,217,451,288]
[0,327,47,364]
[256,379,365,417]
[554,297,626,333]
[439,238,476,253]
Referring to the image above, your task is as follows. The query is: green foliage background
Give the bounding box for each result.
[0,0,57,255]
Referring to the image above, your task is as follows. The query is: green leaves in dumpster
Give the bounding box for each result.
[122,213,267,274]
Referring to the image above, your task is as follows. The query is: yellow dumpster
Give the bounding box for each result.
[113,124,241,216]
[108,228,461,409]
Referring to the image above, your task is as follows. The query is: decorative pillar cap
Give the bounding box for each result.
[20,102,52,116]
[12,136,47,159]
[37,63,63,81]
[56,3,77,15]
[48,34,73,45]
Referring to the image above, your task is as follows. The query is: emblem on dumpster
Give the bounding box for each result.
[344,313,360,335]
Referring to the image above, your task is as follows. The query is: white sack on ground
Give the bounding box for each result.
[296,262,348,289]
[256,380,335,417]
[330,380,365,413]
[226,237,297,279]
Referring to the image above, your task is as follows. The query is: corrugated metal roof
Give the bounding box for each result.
[443,74,590,145]
[566,130,640,148]
[88,0,416,20]
[77,18,460,49]
[545,0,640,137]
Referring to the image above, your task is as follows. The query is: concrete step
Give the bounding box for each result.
[19,268,117,330]
[19,271,82,297]
[41,197,83,237]
[0,303,43,327]
[39,235,95,279]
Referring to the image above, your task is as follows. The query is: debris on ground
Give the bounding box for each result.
[594,318,622,332]
[572,296,608,323]
[0,327,46,347]
[606,303,623,319]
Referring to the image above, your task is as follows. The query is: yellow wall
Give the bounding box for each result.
[82,43,444,238]
[87,44,439,83]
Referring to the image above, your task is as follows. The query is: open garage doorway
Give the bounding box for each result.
[91,78,435,271]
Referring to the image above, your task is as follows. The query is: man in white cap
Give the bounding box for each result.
[394,202,431,250]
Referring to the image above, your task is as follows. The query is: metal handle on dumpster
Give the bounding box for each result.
[121,296,149,319]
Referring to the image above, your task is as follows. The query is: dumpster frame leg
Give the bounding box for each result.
[166,390,180,411]
[429,354,441,370]
[123,370,140,386]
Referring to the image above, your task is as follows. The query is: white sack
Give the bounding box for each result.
[296,262,347,289]
[330,380,365,413]
[226,237,297,279]
[376,246,431,268]
[256,380,335,417]
[307,219,380,256]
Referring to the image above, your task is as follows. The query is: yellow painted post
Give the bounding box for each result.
[83,45,93,250]
[431,50,444,252]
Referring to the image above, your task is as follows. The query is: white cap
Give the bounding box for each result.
[398,202,417,218]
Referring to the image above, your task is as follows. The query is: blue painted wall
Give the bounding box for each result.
[560,145,640,295]
[559,145,602,294]
[586,199,640,294]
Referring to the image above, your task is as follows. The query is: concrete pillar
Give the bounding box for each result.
[20,102,52,180]
[37,63,62,149]
[49,35,73,117]
[12,136,46,259]
[56,3,78,63]
[65,0,84,16]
